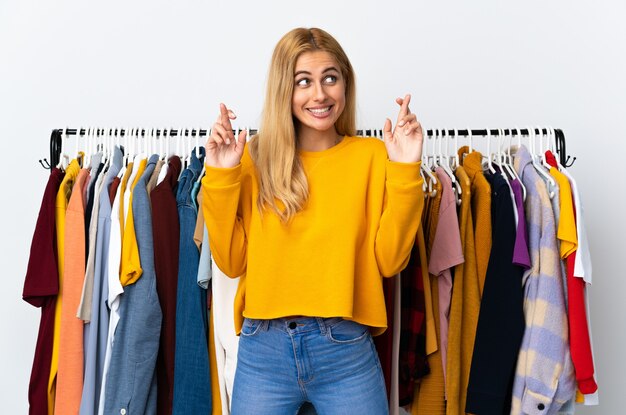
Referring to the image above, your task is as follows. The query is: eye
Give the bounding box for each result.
[324,75,337,84]
[296,78,310,87]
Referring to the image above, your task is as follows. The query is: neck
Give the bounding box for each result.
[296,126,343,152]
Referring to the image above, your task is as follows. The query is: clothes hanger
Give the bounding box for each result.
[439,129,462,205]
[421,128,437,197]
[504,127,527,201]
[527,125,556,198]
[196,126,206,184]
[495,128,511,185]
[485,128,496,174]
[55,127,70,170]
[418,128,428,195]
[538,126,553,171]
[547,126,565,171]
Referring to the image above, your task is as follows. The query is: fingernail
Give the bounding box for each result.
[404,128,410,135]
[398,121,405,127]
[226,139,231,145]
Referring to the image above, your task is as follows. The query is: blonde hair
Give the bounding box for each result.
[249,27,357,223]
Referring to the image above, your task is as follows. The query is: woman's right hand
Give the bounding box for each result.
[205,103,248,168]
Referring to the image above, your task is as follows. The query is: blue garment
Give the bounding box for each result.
[79,147,122,414]
[172,147,212,414]
[104,154,162,415]
[232,317,389,415]
[197,215,212,290]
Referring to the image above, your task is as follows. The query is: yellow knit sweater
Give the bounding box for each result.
[201,136,424,336]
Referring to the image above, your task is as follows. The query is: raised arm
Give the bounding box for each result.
[375,94,425,276]
[202,103,250,277]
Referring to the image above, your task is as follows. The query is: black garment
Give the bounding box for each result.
[465,173,525,415]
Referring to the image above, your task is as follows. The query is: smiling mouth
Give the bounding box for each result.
[307,105,333,115]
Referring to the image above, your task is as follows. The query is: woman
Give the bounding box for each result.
[202,27,424,415]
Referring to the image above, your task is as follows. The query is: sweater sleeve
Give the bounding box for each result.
[374,160,424,277]
[201,163,248,278]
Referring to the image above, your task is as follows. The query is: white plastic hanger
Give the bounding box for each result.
[495,128,511,186]
[485,128,496,174]
[547,126,565,171]
[439,129,462,204]
[507,127,527,201]
[421,129,437,197]
[451,128,460,171]
[56,127,70,170]
[527,125,556,198]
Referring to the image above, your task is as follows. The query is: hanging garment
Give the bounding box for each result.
[195,190,234,414]
[374,272,396,401]
[76,163,107,323]
[211,259,241,415]
[55,168,89,414]
[80,147,122,414]
[390,271,402,415]
[558,163,599,405]
[465,172,525,414]
[510,178,531,270]
[151,156,182,415]
[510,145,575,414]
[201,137,425,336]
[147,159,165,194]
[104,154,162,414]
[23,168,64,415]
[545,152,598,396]
[430,167,464,392]
[98,160,131,415]
[83,153,103,253]
[412,178,445,415]
[120,157,147,287]
[172,148,212,414]
[49,159,80,414]
[398,236,428,407]
[445,165,480,415]
[458,146,491,297]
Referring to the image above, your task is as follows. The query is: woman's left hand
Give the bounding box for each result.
[383,94,424,163]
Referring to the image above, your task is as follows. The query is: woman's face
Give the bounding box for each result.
[291,51,346,136]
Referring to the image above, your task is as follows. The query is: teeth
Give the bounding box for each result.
[308,107,331,114]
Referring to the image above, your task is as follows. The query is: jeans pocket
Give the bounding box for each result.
[240,318,263,337]
[327,319,369,344]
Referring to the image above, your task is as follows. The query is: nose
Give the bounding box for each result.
[312,81,328,102]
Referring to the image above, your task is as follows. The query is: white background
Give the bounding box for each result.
[1,1,624,413]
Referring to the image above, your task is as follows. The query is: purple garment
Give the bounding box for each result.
[510,178,531,269]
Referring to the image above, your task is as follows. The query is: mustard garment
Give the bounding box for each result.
[49,159,80,415]
[202,136,424,336]
[458,146,491,296]
[120,158,146,286]
[412,179,446,415]
[446,166,481,415]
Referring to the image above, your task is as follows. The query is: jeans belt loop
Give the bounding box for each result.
[316,317,328,336]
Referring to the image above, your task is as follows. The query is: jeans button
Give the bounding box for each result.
[288,322,297,330]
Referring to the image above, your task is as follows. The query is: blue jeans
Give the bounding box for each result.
[231,317,389,415]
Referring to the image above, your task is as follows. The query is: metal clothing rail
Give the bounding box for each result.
[41,127,574,170]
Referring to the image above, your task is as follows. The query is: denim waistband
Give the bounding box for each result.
[245,316,360,336]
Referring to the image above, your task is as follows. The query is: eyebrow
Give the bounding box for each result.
[294,67,340,77]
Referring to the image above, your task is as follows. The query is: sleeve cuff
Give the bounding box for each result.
[577,377,598,395]
[386,160,422,184]
[202,163,242,188]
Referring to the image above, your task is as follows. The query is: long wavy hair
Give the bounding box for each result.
[249,27,357,223]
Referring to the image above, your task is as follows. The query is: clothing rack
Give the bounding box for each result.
[42,127,575,170]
